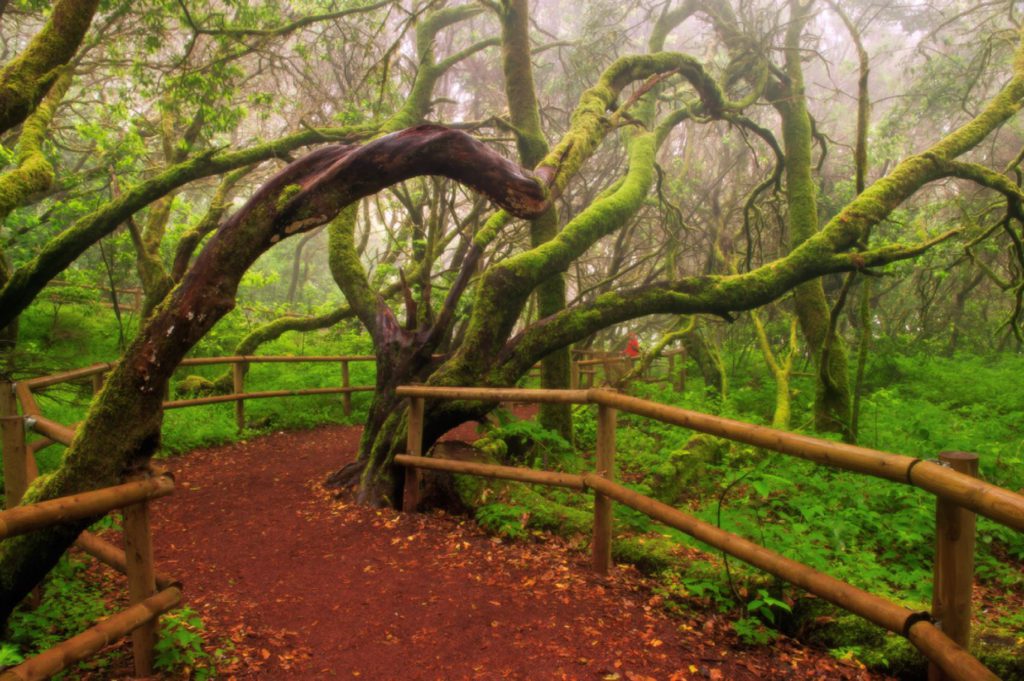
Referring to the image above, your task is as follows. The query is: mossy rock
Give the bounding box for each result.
[649,434,729,503]
[174,374,230,397]
[612,535,679,574]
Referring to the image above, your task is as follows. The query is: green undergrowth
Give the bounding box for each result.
[1,555,112,677]
[4,301,375,471]
[0,535,229,679]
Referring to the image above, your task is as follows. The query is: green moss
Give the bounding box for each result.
[0,70,70,221]
[275,183,303,212]
[0,0,99,133]
[612,535,680,574]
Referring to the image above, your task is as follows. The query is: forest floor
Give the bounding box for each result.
[83,423,894,680]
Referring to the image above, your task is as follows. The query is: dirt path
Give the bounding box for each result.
[143,425,888,680]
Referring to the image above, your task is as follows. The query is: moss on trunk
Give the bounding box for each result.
[0,0,99,135]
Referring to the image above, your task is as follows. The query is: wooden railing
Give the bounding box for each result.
[0,409,179,681]
[0,354,381,678]
[569,347,686,390]
[8,360,1022,679]
[394,386,1024,681]
[16,355,378,434]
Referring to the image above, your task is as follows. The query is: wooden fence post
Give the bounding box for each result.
[929,451,979,681]
[1,415,28,509]
[1,381,28,508]
[232,361,246,431]
[91,371,104,395]
[123,492,157,676]
[402,397,425,512]
[592,403,616,574]
[675,350,686,392]
[340,360,351,416]
[570,359,579,390]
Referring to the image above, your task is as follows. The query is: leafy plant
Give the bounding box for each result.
[153,606,230,680]
[732,617,779,645]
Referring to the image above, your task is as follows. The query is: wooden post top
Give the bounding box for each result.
[938,451,979,463]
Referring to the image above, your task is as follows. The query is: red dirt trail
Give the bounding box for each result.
[139,424,889,680]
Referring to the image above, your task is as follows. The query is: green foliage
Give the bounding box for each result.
[475,503,530,540]
[153,606,231,680]
[2,556,113,677]
[731,616,778,645]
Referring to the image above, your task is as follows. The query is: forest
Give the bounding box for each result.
[1,0,1023,678]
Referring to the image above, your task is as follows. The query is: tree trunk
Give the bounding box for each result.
[682,326,727,398]
[775,0,852,439]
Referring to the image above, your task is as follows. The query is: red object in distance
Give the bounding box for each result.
[624,333,641,358]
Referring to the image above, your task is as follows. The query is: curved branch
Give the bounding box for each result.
[0,70,71,221]
[0,125,552,621]
[500,227,963,376]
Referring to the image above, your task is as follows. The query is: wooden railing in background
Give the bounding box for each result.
[171,355,376,429]
[17,355,378,433]
[395,386,1024,681]
[0,395,178,681]
[570,347,686,390]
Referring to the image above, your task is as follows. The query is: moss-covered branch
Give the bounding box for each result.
[500,228,959,377]
[0,69,71,221]
[0,0,98,134]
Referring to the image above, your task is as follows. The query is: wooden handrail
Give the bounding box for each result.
[75,531,177,590]
[179,354,376,366]
[394,454,998,680]
[394,385,1024,534]
[24,363,114,389]
[581,474,997,681]
[393,454,586,490]
[163,385,373,409]
[396,385,1024,678]
[19,354,384,392]
[0,475,174,540]
[397,386,589,404]
[27,415,76,446]
[0,586,182,681]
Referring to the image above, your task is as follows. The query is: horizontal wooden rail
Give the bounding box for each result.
[163,385,374,409]
[395,385,1024,534]
[575,357,634,367]
[75,531,177,590]
[14,383,40,417]
[588,390,1024,533]
[393,454,586,490]
[28,415,76,447]
[580,474,996,681]
[396,386,589,404]
[24,363,114,389]
[0,586,182,681]
[178,354,376,366]
[0,475,174,540]
[20,354,384,391]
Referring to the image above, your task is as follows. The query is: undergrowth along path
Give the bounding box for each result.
[139,424,889,680]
